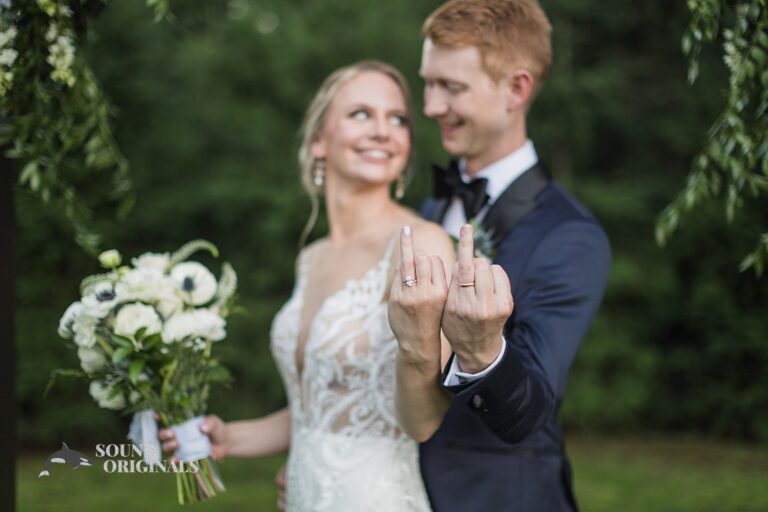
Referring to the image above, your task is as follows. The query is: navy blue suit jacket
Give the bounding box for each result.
[419,167,611,512]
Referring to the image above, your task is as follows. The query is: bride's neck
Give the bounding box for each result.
[325,185,397,245]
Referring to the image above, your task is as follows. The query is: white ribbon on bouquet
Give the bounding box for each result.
[128,410,211,465]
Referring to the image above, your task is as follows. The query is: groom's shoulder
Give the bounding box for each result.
[538,181,602,229]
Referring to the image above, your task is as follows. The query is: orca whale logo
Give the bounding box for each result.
[38,442,93,477]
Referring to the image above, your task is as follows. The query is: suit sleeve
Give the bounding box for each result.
[445,219,611,443]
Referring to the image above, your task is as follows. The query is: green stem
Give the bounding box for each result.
[95,334,114,357]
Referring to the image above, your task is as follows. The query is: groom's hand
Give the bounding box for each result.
[388,225,448,369]
[158,414,229,462]
[442,224,514,373]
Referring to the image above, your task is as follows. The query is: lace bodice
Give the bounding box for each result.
[270,239,432,511]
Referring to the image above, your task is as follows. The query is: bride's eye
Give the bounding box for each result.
[390,115,409,127]
[350,109,369,120]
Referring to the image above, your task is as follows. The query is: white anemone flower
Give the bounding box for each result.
[89,380,125,410]
[113,303,162,339]
[58,301,84,339]
[81,282,118,319]
[77,346,107,374]
[171,262,217,306]
[131,252,170,272]
[162,309,226,343]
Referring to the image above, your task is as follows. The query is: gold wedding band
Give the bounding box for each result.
[459,282,475,287]
[402,276,417,288]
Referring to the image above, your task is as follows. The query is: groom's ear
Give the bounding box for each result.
[503,68,534,112]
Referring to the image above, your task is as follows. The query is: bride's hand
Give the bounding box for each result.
[158,414,229,462]
[387,225,448,369]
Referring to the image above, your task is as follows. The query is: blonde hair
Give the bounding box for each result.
[297,61,414,247]
[423,0,552,95]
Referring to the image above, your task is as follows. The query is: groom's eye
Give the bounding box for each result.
[446,82,465,95]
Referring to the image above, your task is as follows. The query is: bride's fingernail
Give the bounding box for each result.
[403,225,411,237]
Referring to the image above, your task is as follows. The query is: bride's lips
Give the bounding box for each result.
[355,148,394,164]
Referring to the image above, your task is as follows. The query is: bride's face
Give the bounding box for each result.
[313,71,411,191]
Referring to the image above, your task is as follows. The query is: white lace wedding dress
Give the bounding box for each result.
[270,240,432,512]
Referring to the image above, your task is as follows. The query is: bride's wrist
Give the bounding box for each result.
[396,347,440,375]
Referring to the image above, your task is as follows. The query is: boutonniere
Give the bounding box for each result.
[451,219,497,262]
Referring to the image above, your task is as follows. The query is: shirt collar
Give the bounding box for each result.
[459,140,539,204]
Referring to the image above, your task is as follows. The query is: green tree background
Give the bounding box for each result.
[16,0,768,448]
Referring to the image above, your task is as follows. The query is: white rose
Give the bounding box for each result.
[171,262,217,306]
[98,249,122,269]
[131,252,170,272]
[77,346,107,374]
[129,390,142,404]
[72,312,99,348]
[113,303,162,339]
[58,301,84,338]
[116,267,164,300]
[162,309,226,343]
[89,380,125,410]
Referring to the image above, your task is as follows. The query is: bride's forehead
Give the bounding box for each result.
[332,73,405,106]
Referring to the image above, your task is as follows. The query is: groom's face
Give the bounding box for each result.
[420,39,515,173]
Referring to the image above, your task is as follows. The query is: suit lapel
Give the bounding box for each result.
[481,163,550,247]
[423,197,452,224]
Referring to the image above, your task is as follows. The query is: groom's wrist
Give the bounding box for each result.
[454,338,504,374]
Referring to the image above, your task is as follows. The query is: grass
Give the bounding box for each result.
[17,434,768,512]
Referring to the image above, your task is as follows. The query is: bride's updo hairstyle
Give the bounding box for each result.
[297,60,414,247]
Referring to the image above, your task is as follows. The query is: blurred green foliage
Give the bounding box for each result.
[15,0,768,447]
[17,435,768,511]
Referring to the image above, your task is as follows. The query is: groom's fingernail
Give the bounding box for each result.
[403,225,412,237]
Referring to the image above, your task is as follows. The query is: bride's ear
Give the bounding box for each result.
[311,136,327,160]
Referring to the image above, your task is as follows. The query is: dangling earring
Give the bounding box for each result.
[395,174,405,200]
[313,159,325,188]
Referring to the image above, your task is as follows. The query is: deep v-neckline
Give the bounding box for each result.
[293,237,397,380]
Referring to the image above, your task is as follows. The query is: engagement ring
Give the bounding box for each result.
[403,276,417,288]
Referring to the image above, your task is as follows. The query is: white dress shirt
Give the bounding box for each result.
[443,140,539,386]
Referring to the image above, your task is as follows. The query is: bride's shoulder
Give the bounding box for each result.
[393,211,454,261]
[295,237,329,273]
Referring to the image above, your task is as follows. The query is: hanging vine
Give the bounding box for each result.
[0,0,169,254]
[656,0,768,275]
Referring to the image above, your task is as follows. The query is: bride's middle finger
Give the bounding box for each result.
[414,251,431,290]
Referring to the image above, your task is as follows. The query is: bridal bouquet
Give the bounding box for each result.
[53,240,237,504]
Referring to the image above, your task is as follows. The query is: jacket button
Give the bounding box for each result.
[472,394,484,410]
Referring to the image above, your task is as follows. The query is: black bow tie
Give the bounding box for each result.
[432,160,490,221]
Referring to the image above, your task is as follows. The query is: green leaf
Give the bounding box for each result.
[143,333,163,350]
[111,334,134,348]
[129,359,146,384]
[112,346,132,365]
[134,326,147,340]
[43,369,87,398]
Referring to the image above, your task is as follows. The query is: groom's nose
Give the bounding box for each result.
[423,86,448,118]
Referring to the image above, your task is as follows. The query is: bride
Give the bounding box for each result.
[159,60,455,511]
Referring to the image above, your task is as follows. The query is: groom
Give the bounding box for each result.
[391,1,611,511]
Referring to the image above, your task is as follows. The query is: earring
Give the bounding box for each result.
[395,174,405,200]
[313,159,325,188]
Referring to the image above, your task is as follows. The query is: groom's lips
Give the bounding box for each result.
[440,120,463,138]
